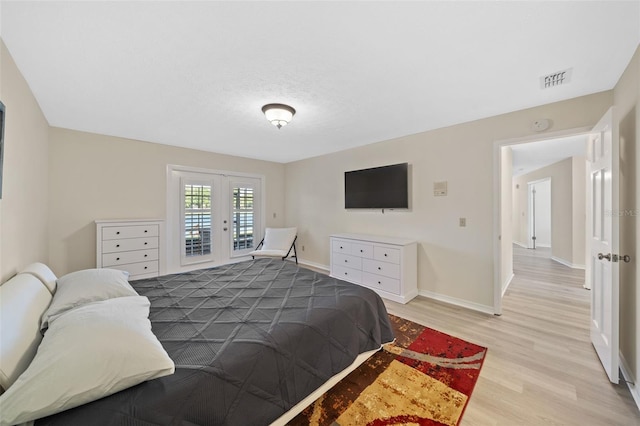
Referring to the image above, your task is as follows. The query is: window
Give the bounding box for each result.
[184,183,212,258]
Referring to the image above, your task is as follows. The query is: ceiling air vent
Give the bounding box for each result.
[540,68,572,89]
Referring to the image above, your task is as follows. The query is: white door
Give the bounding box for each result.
[168,167,263,272]
[587,107,619,384]
[228,178,261,258]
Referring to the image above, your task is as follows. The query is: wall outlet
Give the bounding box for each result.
[459,217,466,227]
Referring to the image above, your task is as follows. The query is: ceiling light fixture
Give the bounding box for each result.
[262,103,296,129]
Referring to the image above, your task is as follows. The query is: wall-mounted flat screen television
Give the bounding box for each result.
[345,163,409,209]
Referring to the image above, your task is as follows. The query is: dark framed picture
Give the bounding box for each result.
[0,101,4,199]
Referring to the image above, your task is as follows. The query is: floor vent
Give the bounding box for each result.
[540,68,572,89]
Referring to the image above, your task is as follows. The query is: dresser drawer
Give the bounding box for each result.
[363,259,400,279]
[362,272,401,295]
[102,225,159,240]
[102,249,159,268]
[351,242,373,258]
[102,237,159,254]
[332,239,352,254]
[374,246,401,264]
[332,265,362,282]
[333,253,362,270]
[119,261,159,277]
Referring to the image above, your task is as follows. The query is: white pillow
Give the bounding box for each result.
[41,268,137,331]
[0,296,175,425]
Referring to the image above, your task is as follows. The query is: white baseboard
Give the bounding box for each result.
[536,243,551,248]
[513,241,528,248]
[293,258,330,273]
[620,352,640,412]
[551,256,586,270]
[502,272,514,297]
[418,289,495,315]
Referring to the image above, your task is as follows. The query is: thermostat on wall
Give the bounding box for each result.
[434,181,448,196]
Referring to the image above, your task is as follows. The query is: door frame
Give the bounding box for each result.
[527,177,552,249]
[492,126,591,315]
[166,164,266,274]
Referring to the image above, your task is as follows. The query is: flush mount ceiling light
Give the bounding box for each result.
[262,103,296,129]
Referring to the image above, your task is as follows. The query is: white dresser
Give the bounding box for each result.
[96,219,164,280]
[330,233,418,304]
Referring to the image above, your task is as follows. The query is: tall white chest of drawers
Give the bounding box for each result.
[330,233,418,304]
[96,219,164,280]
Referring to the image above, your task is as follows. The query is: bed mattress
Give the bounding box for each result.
[36,258,394,425]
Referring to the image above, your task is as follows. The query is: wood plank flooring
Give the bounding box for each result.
[383,245,640,426]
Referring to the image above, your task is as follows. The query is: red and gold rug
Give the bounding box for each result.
[289,315,487,426]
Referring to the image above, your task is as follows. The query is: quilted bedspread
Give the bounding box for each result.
[38,258,394,425]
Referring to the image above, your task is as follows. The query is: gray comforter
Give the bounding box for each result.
[38,258,394,425]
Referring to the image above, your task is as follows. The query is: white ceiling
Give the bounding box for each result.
[511,134,588,177]
[1,1,639,163]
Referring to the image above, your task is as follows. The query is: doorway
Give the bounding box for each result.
[493,128,591,314]
[527,178,551,251]
[166,165,264,273]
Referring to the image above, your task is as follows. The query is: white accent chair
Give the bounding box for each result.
[249,227,298,264]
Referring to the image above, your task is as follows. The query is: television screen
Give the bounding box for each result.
[345,163,408,209]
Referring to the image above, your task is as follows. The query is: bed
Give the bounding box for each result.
[0,258,394,425]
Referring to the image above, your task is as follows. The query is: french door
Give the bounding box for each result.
[168,166,262,272]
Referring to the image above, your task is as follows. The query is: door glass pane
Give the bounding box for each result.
[232,186,254,251]
[184,183,212,257]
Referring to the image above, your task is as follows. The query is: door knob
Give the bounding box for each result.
[621,255,631,263]
[598,253,612,261]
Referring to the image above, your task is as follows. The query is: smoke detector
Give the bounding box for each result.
[532,119,551,132]
[540,68,572,89]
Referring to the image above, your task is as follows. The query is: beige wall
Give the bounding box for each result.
[615,44,639,393]
[571,156,587,267]
[513,156,586,267]
[285,92,612,310]
[0,40,50,283]
[48,128,285,276]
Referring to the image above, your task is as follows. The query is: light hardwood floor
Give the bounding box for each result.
[383,245,640,426]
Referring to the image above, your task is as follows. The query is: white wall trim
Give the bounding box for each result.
[536,243,551,248]
[418,290,495,315]
[551,256,586,270]
[502,272,515,297]
[620,352,640,411]
[292,257,330,273]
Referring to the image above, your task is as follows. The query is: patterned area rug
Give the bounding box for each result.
[289,314,487,426]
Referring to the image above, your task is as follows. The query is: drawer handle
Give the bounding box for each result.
[344,260,347,263]
[378,267,382,270]
[144,230,148,233]
[378,281,381,284]
[344,272,348,275]
[144,242,148,245]
[116,244,120,248]
[360,249,363,253]
[116,231,120,235]
[116,257,120,261]
[144,254,148,258]
[384,253,388,257]
[340,246,343,249]
[144,266,148,270]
